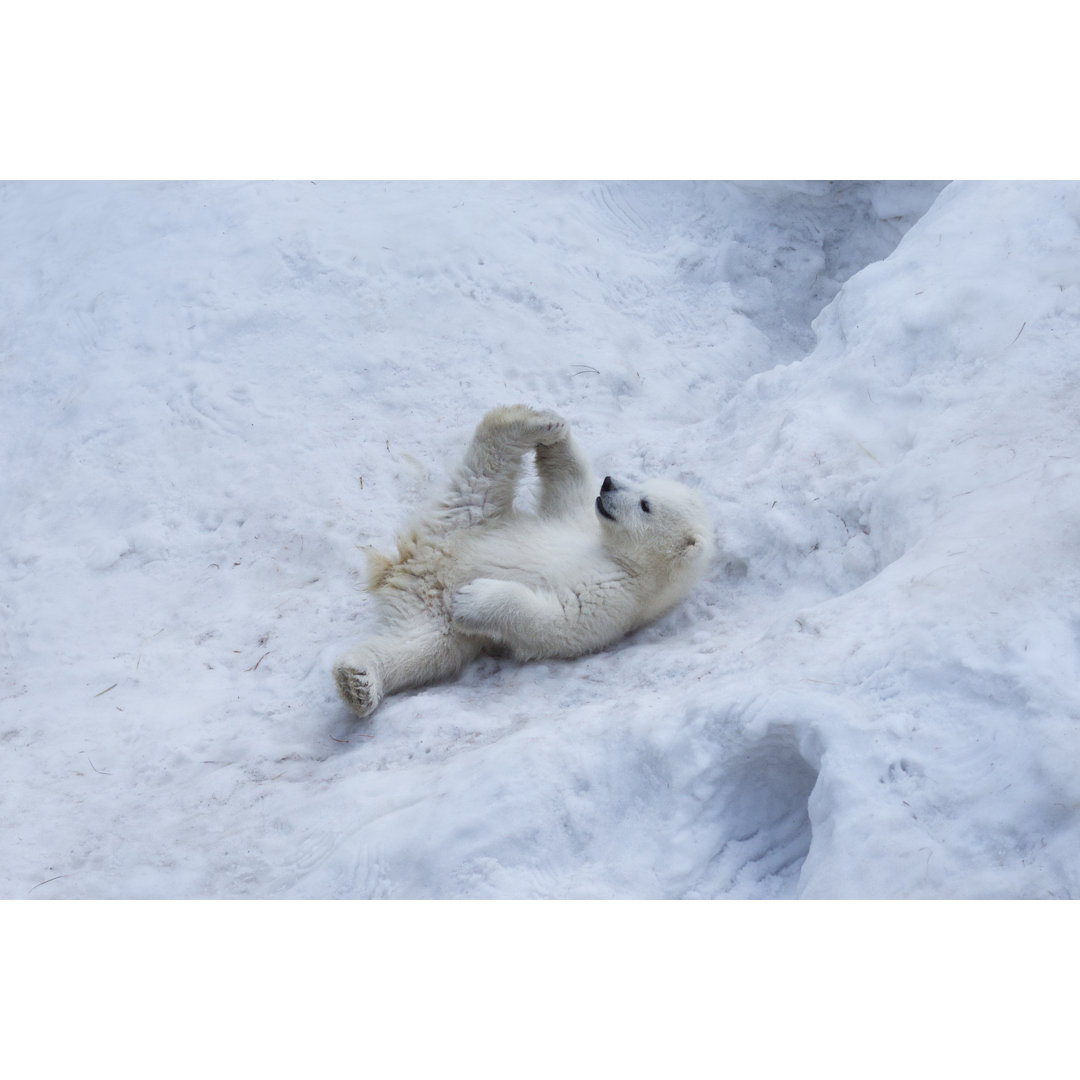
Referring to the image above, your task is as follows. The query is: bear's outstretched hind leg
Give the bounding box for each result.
[333,656,385,718]
[333,626,480,718]
[439,405,567,527]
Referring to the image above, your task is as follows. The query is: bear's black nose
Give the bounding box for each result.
[601,476,616,492]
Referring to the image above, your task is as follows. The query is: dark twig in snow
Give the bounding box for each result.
[28,875,69,895]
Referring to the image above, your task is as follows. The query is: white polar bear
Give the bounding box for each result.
[333,405,713,717]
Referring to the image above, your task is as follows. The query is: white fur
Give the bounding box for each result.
[333,405,713,717]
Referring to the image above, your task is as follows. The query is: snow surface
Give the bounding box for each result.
[5,179,1080,899]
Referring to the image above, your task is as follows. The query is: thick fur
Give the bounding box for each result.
[333,406,713,717]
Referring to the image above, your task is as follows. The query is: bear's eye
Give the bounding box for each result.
[640,499,651,514]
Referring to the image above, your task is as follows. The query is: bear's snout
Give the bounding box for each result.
[601,476,617,493]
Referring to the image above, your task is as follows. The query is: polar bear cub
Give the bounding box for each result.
[333,405,712,718]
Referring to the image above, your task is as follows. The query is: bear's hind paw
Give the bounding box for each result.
[333,661,382,718]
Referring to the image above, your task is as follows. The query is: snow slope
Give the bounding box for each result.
[6,179,1078,899]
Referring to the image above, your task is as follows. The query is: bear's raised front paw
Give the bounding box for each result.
[529,410,568,447]
[483,405,567,447]
[333,660,382,718]
[529,414,565,444]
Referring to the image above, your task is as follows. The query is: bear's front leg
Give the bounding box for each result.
[452,578,568,660]
[442,406,570,527]
[453,578,533,632]
[474,404,568,448]
[453,576,639,662]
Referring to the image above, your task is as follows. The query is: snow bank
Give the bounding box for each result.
[10,180,1076,899]
[711,181,1080,897]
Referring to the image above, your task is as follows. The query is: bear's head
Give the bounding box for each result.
[595,475,714,617]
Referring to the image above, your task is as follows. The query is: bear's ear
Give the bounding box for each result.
[682,531,706,556]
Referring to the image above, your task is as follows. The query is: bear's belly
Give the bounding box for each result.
[451,520,607,593]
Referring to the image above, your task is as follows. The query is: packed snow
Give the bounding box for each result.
[5,179,1080,899]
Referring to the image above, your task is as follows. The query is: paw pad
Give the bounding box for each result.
[334,664,380,718]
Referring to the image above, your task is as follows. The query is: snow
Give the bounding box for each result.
[5,179,1080,900]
